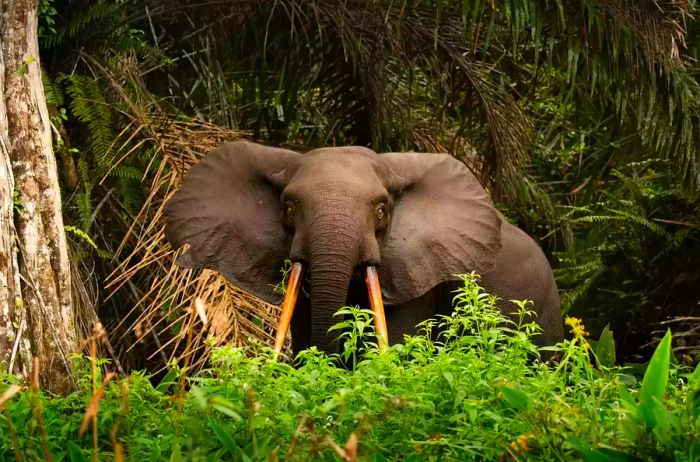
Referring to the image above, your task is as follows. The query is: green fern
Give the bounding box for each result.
[74,189,93,232]
[41,1,124,49]
[109,165,142,181]
[62,74,115,173]
[42,73,64,108]
[64,225,110,259]
[13,190,24,215]
[554,158,699,358]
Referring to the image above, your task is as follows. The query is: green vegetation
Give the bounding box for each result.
[2,275,698,461]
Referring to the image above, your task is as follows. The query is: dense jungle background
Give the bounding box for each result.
[3,1,700,460]
[31,0,699,371]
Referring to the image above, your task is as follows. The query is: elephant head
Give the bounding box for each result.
[164,141,502,353]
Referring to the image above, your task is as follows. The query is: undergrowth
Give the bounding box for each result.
[1,274,698,461]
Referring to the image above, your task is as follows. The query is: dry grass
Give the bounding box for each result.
[103,116,295,373]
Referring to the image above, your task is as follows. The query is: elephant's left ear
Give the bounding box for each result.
[378,153,502,305]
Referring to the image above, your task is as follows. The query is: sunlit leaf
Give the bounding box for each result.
[595,324,616,368]
[637,330,672,428]
[497,385,533,411]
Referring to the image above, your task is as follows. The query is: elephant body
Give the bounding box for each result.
[164,141,564,355]
[291,215,564,351]
[480,217,564,345]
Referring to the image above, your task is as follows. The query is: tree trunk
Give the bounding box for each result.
[0,0,77,392]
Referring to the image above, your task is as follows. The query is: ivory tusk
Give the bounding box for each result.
[274,262,304,354]
[365,266,389,350]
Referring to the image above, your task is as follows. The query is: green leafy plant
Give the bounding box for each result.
[12,190,23,215]
[1,274,697,461]
[328,305,379,369]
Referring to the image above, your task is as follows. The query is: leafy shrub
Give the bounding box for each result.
[1,274,698,461]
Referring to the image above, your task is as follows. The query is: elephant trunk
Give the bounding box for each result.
[308,215,361,353]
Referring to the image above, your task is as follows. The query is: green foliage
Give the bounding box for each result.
[40,0,133,49]
[38,0,58,41]
[12,190,23,215]
[328,306,380,369]
[15,56,36,78]
[42,67,148,265]
[62,74,114,170]
[553,160,700,361]
[1,275,697,460]
[593,325,617,369]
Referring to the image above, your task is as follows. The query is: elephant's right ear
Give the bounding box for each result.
[164,140,300,304]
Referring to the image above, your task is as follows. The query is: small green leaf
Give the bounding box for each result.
[169,440,183,462]
[155,369,178,393]
[64,225,110,257]
[640,330,672,403]
[209,418,239,455]
[238,448,254,462]
[66,442,87,462]
[653,401,678,447]
[191,386,207,409]
[595,324,616,368]
[442,371,454,388]
[638,330,672,428]
[497,385,532,411]
[618,373,638,388]
[211,397,244,421]
[690,362,700,385]
[689,388,700,422]
[617,383,637,413]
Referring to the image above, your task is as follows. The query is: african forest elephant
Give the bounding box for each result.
[164,141,564,356]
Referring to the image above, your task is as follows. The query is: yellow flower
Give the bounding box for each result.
[565,317,589,338]
[565,316,591,352]
[510,433,532,453]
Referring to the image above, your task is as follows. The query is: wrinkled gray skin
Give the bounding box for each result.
[165,141,564,355]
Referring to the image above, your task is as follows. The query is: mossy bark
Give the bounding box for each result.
[0,0,77,392]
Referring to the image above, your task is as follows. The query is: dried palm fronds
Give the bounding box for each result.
[103,116,298,372]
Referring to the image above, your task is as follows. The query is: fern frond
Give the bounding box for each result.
[109,165,143,180]
[64,225,110,258]
[74,188,93,231]
[43,0,123,49]
[62,74,116,173]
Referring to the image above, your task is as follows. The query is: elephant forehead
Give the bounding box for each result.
[291,149,385,185]
[305,146,377,157]
[301,148,378,168]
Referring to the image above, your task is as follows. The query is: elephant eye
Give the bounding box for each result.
[375,204,387,221]
[284,203,295,221]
